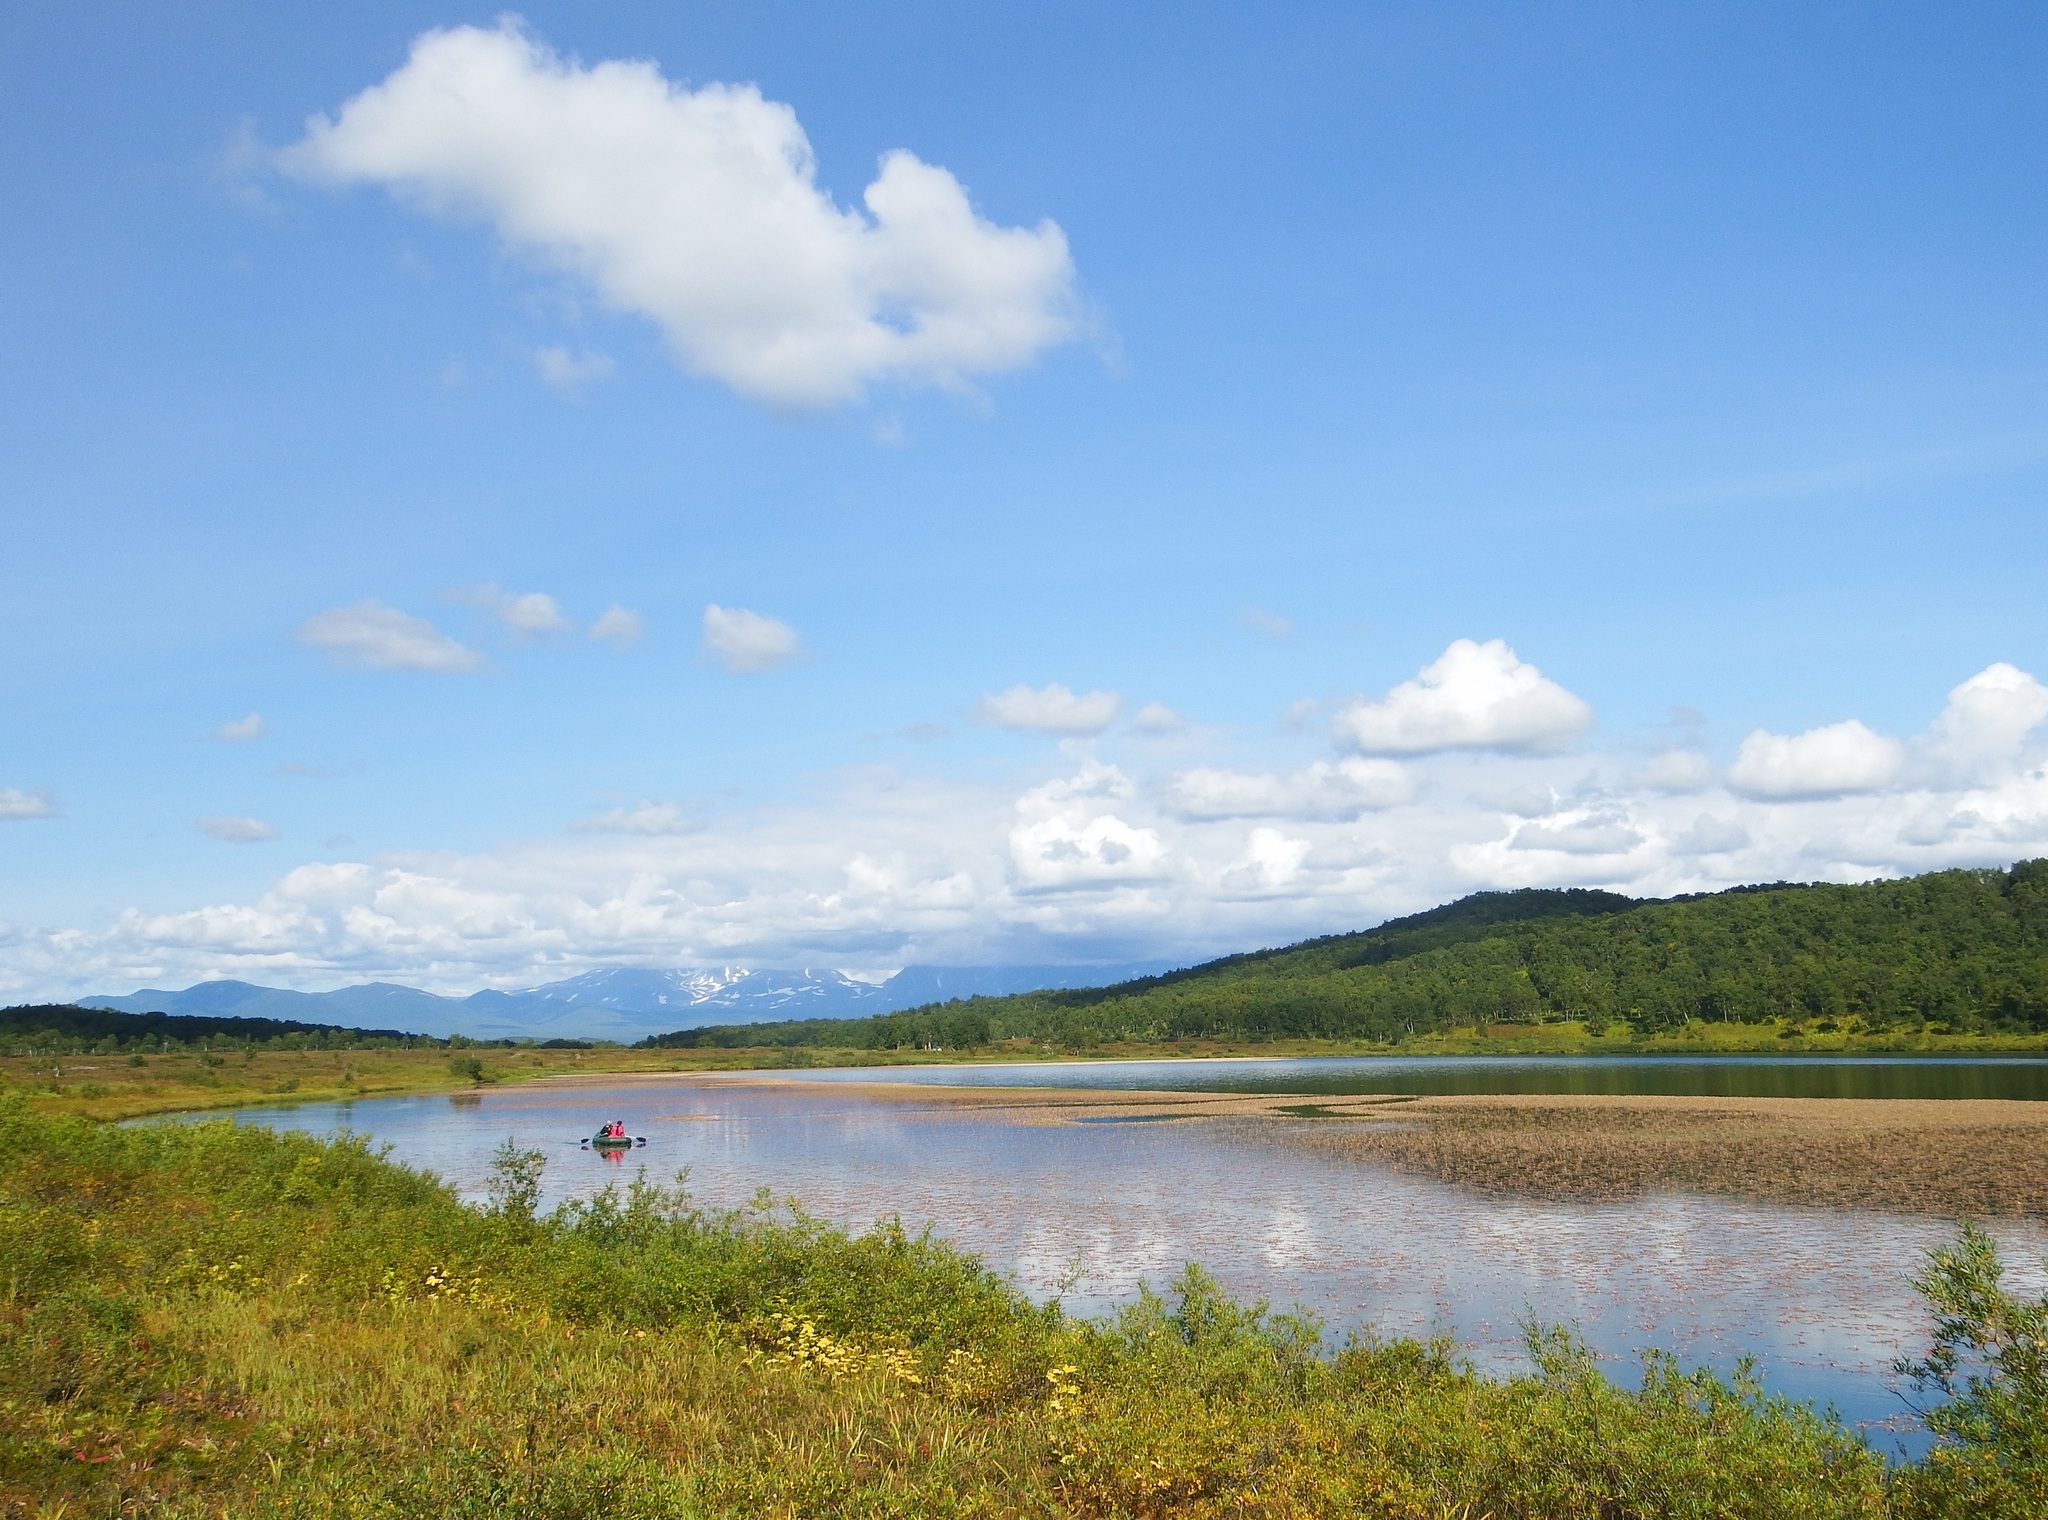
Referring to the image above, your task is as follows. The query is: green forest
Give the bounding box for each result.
[649,861,2048,1052]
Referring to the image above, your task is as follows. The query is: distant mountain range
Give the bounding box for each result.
[76,962,1181,1043]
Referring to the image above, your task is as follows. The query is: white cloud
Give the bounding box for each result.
[1636,748,1713,793]
[1495,784,1560,818]
[281,21,1079,409]
[454,582,572,636]
[18,662,2048,1003]
[1728,719,1903,800]
[216,713,268,742]
[702,604,801,673]
[1010,762,1165,888]
[1129,701,1186,735]
[197,814,280,844]
[297,601,483,674]
[1167,758,1412,821]
[976,683,1120,736]
[533,345,615,392]
[1509,815,1643,855]
[1920,662,2048,781]
[1278,697,1321,731]
[588,604,646,648]
[1242,605,1292,638]
[1220,827,1312,892]
[1333,639,1593,755]
[570,802,697,836]
[0,788,57,821]
[1673,815,1750,855]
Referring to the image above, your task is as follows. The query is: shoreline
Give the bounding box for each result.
[15,1039,2048,1127]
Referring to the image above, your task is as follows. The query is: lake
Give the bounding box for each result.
[788,1052,2048,1100]
[197,1055,2048,1459]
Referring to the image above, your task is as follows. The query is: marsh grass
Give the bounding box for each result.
[3,1093,2044,1517]
[1284,1096,2048,1216]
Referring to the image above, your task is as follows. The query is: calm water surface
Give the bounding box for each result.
[789,1053,2048,1100]
[203,1057,2048,1459]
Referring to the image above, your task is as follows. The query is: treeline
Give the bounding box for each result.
[644,862,2048,1051]
[0,1003,576,1057]
[647,1005,993,1053]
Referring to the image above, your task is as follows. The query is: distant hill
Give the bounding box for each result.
[0,1003,422,1049]
[648,864,2048,1050]
[75,961,1181,1043]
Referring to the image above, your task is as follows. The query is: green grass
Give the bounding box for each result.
[2,1092,2044,1516]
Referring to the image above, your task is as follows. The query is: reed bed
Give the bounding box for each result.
[1280,1095,2048,1215]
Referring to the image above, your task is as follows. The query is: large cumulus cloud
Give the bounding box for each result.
[280,20,1079,409]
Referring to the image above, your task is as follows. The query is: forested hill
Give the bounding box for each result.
[0,1003,428,1052]
[647,862,2048,1051]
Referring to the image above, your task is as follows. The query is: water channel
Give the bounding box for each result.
[192,1055,2048,1458]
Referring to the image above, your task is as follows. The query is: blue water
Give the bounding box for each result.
[181,1061,2048,1461]
[788,1053,2048,1100]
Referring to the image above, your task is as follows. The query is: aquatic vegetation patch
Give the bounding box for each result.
[1282,1095,2048,1215]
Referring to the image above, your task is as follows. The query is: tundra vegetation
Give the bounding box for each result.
[2,1094,2046,1518]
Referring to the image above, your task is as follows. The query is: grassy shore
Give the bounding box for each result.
[6,1093,2047,1518]
[0,1044,783,1123]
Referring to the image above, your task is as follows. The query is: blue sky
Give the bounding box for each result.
[4,2,2048,997]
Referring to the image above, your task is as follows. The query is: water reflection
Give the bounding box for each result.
[788,1054,2048,1101]
[199,1075,2048,1459]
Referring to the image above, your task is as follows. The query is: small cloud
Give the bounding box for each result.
[895,720,953,741]
[534,345,615,394]
[1220,827,1312,892]
[297,601,483,674]
[976,683,1121,736]
[197,814,279,844]
[1727,719,1902,799]
[1636,748,1713,793]
[1333,638,1593,755]
[1167,758,1412,821]
[1673,815,1750,855]
[1509,816,1642,855]
[1278,697,1321,732]
[571,802,698,836]
[1495,785,1558,818]
[702,604,802,673]
[319,833,353,848]
[215,713,267,743]
[212,118,274,211]
[0,787,58,821]
[1242,605,1292,638]
[452,582,572,637]
[872,418,906,447]
[588,605,646,648]
[1130,701,1186,735]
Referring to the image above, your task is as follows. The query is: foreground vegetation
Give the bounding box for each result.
[2,1098,2046,1517]
[653,863,2048,1052]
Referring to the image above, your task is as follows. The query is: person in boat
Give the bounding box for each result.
[597,1119,626,1142]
